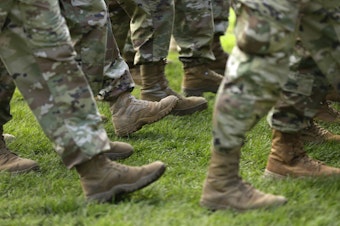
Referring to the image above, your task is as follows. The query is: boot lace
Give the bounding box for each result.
[111,161,129,173]
[298,155,323,171]
[305,121,331,139]
[236,178,256,199]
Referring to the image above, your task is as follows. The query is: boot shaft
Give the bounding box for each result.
[206,149,241,185]
[201,147,287,210]
[270,130,305,163]
[140,61,168,91]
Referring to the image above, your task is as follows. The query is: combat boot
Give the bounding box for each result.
[75,154,166,202]
[140,61,207,116]
[301,121,340,143]
[0,134,39,173]
[200,149,287,211]
[314,101,340,123]
[264,130,340,178]
[110,92,178,137]
[207,34,229,75]
[3,133,15,144]
[182,64,223,97]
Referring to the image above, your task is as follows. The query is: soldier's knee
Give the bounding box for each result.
[234,4,296,55]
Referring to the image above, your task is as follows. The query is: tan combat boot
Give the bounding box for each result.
[140,61,207,116]
[314,101,340,123]
[301,121,340,143]
[200,149,287,211]
[110,92,178,137]
[0,134,39,173]
[75,154,166,202]
[264,130,340,178]
[207,34,229,75]
[182,64,223,96]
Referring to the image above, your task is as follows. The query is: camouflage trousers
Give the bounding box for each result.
[267,43,331,133]
[108,0,173,65]
[0,0,135,129]
[0,0,111,168]
[109,0,217,65]
[214,0,340,152]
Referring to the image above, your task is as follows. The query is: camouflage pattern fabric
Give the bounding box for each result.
[0,0,110,168]
[214,0,340,152]
[173,0,215,64]
[109,0,217,65]
[60,0,134,101]
[108,0,173,65]
[212,0,231,36]
[267,42,331,132]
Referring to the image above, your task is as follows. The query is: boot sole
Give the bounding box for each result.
[86,164,166,203]
[200,196,287,212]
[115,98,178,137]
[171,101,208,116]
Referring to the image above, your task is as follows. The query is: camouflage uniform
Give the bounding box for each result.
[0,0,110,168]
[267,42,331,133]
[107,0,173,65]
[200,0,340,211]
[215,0,340,151]
[109,0,216,65]
[60,0,134,101]
[0,0,166,203]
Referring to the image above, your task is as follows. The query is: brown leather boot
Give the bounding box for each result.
[182,64,223,96]
[315,101,340,123]
[200,149,287,211]
[301,121,340,143]
[75,154,166,202]
[110,92,178,137]
[207,34,229,75]
[0,134,39,173]
[140,61,207,116]
[264,130,340,178]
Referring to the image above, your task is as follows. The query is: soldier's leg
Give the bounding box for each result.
[60,0,178,137]
[0,61,39,173]
[264,1,340,178]
[173,0,224,97]
[0,0,165,202]
[201,0,301,211]
[209,0,230,74]
[111,0,208,116]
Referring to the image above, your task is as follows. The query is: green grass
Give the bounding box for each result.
[2,11,340,226]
